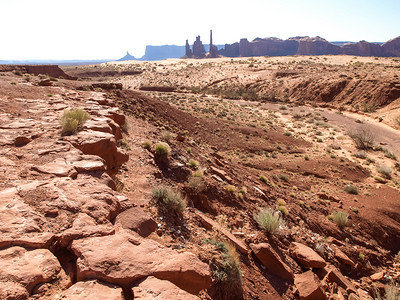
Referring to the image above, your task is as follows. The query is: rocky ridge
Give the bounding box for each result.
[0,82,210,299]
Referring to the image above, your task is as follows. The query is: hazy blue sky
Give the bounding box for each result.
[1,0,399,60]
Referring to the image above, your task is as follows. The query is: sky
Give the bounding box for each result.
[1,0,400,60]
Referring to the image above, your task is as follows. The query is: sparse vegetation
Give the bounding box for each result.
[60,108,89,135]
[331,211,348,229]
[344,184,359,195]
[154,142,171,158]
[142,140,152,150]
[160,130,174,142]
[189,159,199,169]
[254,208,285,235]
[151,187,186,213]
[377,165,392,179]
[349,128,375,150]
[187,175,205,192]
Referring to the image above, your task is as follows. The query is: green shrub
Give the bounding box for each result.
[60,108,89,135]
[332,211,348,229]
[154,142,171,158]
[344,184,359,195]
[254,208,285,235]
[189,159,199,169]
[225,185,236,193]
[259,175,268,183]
[151,187,186,213]
[377,165,392,179]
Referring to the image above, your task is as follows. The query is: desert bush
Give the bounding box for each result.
[344,184,359,195]
[154,142,171,158]
[60,108,89,135]
[160,130,174,142]
[151,187,186,213]
[332,211,348,229]
[259,175,268,183]
[395,114,400,126]
[142,140,152,150]
[354,151,367,159]
[225,185,236,193]
[187,176,205,192]
[254,208,285,235]
[376,284,400,300]
[277,206,289,216]
[214,242,243,299]
[382,148,397,161]
[377,165,392,179]
[349,128,375,150]
[189,159,199,169]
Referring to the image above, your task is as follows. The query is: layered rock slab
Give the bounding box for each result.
[71,230,211,295]
[59,280,123,300]
[133,276,199,299]
[294,270,326,300]
[0,247,61,294]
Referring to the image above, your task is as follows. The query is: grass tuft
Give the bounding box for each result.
[151,187,186,213]
[254,208,285,235]
[60,108,89,135]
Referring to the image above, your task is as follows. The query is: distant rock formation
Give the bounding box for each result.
[117,51,136,61]
[208,30,218,58]
[185,40,192,58]
[192,36,206,58]
[216,35,400,57]
[382,36,400,57]
[296,36,341,55]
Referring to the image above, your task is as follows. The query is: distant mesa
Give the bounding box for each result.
[183,32,400,58]
[117,51,136,61]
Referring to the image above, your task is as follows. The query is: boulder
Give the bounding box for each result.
[0,281,29,300]
[250,243,294,282]
[290,242,326,268]
[294,270,326,300]
[115,207,157,237]
[60,280,123,299]
[71,230,211,295]
[0,247,61,294]
[370,271,385,281]
[133,276,199,299]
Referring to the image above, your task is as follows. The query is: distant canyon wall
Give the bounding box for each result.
[218,36,400,57]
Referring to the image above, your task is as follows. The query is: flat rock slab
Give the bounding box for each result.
[250,243,294,282]
[0,187,55,248]
[0,246,61,294]
[32,158,77,177]
[59,280,123,300]
[133,276,199,299]
[71,230,211,295]
[290,242,326,269]
[294,270,326,300]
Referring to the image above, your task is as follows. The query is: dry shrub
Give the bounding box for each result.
[254,208,285,235]
[151,187,186,213]
[60,108,89,135]
[154,142,171,158]
[348,128,375,150]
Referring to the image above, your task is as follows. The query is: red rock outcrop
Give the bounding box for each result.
[342,40,383,56]
[71,230,211,295]
[24,65,77,80]
[192,36,206,59]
